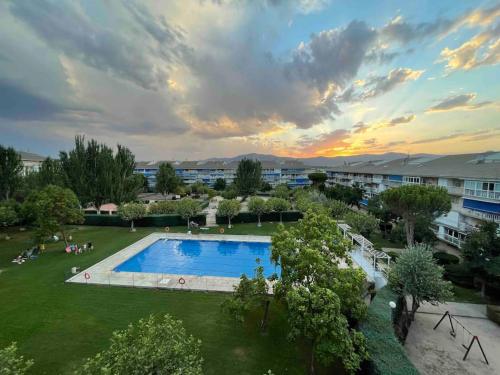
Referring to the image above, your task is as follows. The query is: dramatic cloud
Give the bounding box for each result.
[9,0,188,90]
[294,129,351,155]
[426,93,494,112]
[440,25,500,71]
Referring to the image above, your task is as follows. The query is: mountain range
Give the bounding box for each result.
[204,152,439,167]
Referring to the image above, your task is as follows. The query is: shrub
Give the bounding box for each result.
[359,287,419,375]
[345,212,378,238]
[0,342,33,375]
[386,251,400,261]
[444,263,475,288]
[148,200,177,214]
[486,305,500,324]
[433,252,460,266]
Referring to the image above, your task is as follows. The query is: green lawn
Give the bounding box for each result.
[448,285,489,304]
[0,223,306,375]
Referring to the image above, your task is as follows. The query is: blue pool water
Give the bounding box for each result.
[114,239,279,278]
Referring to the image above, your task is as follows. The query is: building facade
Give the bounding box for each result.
[325,152,500,249]
[134,160,315,190]
[19,151,45,175]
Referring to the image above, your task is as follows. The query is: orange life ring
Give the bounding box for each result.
[178,277,186,285]
[219,227,225,234]
[84,272,91,280]
[165,226,170,232]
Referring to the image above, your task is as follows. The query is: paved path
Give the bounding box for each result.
[405,301,499,375]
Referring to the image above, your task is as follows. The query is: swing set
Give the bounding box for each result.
[433,310,489,365]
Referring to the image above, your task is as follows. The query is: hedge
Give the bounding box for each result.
[433,252,460,266]
[443,263,474,288]
[359,287,419,375]
[84,214,206,227]
[215,211,303,225]
[486,305,500,324]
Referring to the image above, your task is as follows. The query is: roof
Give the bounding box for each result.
[135,159,318,170]
[328,152,500,180]
[19,151,45,162]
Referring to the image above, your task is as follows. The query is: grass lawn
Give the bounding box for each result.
[0,223,306,374]
[369,232,405,250]
[448,285,489,304]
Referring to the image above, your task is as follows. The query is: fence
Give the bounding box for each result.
[215,211,302,224]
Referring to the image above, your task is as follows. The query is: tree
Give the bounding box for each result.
[0,201,19,228]
[286,285,368,374]
[37,157,66,188]
[266,197,290,224]
[76,314,203,375]
[148,200,177,214]
[271,184,289,200]
[307,172,327,188]
[222,262,272,331]
[118,203,147,231]
[112,145,144,204]
[367,195,396,237]
[344,212,378,238]
[248,196,268,227]
[0,342,34,375]
[461,222,500,297]
[175,198,201,229]
[31,185,84,246]
[0,146,22,200]
[380,184,451,245]
[389,244,453,323]
[234,158,262,196]
[213,178,226,191]
[155,162,180,197]
[217,199,241,228]
[328,199,349,219]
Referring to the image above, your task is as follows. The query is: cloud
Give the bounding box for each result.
[387,114,415,126]
[426,93,494,112]
[286,21,377,93]
[352,122,369,133]
[9,0,188,90]
[294,129,351,155]
[439,24,500,71]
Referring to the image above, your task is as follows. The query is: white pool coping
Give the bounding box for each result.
[66,233,273,292]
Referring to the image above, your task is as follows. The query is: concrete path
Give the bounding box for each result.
[405,301,499,375]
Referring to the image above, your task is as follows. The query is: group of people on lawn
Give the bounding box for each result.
[12,246,40,264]
[65,241,93,254]
[12,237,94,264]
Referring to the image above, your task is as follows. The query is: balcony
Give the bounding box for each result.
[437,233,464,248]
[444,186,464,195]
[459,208,500,223]
[464,189,500,201]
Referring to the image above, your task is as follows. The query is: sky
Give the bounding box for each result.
[0,0,499,160]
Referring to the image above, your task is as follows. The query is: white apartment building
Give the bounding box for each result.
[19,151,45,175]
[325,152,500,249]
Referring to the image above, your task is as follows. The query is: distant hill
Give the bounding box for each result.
[204,152,439,167]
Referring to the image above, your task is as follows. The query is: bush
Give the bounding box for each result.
[0,342,33,375]
[433,252,460,266]
[345,212,378,238]
[386,251,400,261]
[359,287,418,375]
[444,263,475,288]
[148,200,177,214]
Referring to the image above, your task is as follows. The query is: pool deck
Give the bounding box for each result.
[66,233,272,292]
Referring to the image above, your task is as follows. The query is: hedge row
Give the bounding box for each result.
[359,287,419,375]
[215,211,303,225]
[84,214,206,227]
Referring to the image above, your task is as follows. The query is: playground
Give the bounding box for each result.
[405,301,499,375]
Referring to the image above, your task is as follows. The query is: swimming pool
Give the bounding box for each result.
[114,239,279,278]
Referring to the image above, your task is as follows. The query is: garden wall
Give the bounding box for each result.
[360,287,418,375]
[84,214,206,227]
[215,211,303,225]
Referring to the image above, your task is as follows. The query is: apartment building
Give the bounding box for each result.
[134,160,315,190]
[325,152,500,249]
[19,151,45,175]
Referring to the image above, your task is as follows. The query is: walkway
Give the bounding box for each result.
[204,196,223,227]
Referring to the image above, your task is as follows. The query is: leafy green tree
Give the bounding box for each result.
[148,200,177,214]
[389,217,436,245]
[175,198,201,229]
[37,157,66,188]
[0,342,34,375]
[248,196,268,227]
[189,181,209,196]
[380,184,451,245]
[217,199,241,228]
[0,146,23,200]
[271,184,290,200]
[286,285,368,374]
[76,314,203,375]
[367,195,396,236]
[266,197,290,224]
[234,158,262,196]
[325,184,363,207]
[461,222,500,297]
[389,244,453,322]
[155,162,180,197]
[213,178,226,191]
[0,200,19,228]
[112,145,144,204]
[31,185,84,246]
[344,212,378,238]
[118,203,147,231]
[260,182,272,192]
[328,199,350,219]
[222,263,272,331]
[307,172,327,188]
